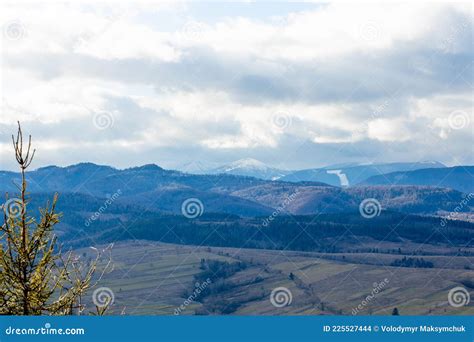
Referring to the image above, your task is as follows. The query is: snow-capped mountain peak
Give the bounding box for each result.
[224,158,269,172]
[194,158,290,180]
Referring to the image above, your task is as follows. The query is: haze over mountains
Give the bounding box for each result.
[195,158,289,181]
[280,161,447,187]
[0,160,472,219]
[180,159,469,191]
[182,159,448,186]
[363,166,474,194]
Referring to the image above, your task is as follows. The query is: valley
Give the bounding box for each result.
[83,241,474,316]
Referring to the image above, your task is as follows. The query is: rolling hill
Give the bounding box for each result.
[1,163,471,220]
[231,183,472,216]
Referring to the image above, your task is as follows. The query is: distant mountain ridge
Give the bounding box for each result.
[192,158,290,180]
[362,166,474,193]
[0,162,471,219]
[280,161,446,186]
[180,159,446,185]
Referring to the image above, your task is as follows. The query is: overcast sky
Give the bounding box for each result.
[0,1,472,171]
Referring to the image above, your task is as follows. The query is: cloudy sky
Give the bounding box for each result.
[0,1,472,171]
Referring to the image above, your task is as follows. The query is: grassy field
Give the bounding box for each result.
[80,240,474,316]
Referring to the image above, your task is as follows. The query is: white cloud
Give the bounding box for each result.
[0,2,472,169]
[367,118,412,142]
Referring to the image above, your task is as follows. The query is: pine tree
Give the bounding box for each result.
[0,122,111,315]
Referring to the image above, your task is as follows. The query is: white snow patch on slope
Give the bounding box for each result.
[327,169,349,187]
